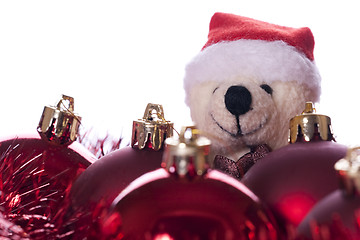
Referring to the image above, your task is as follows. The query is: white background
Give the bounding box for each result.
[1,1,359,147]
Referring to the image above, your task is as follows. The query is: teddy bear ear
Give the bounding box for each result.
[204,12,315,61]
[260,84,273,95]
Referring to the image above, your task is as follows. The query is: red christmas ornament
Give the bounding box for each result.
[241,102,348,237]
[61,103,173,239]
[101,126,280,240]
[0,95,95,239]
[296,148,360,240]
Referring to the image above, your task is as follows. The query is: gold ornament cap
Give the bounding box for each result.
[334,147,360,196]
[37,95,81,146]
[131,103,173,151]
[289,102,334,143]
[162,126,211,178]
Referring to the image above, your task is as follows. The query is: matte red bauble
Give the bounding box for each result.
[101,126,280,240]
[241,102,348,237]
[61,103,173,239]
[0,95,95,239]
[296,148,360,240]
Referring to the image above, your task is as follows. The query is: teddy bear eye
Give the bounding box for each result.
[260,84,273,95]
[213,87,219,94]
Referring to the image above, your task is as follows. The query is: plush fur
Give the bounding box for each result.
[184,40,321,162]
[184,40,321,105]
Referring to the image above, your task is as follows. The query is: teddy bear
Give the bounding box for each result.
[183,12,321,179]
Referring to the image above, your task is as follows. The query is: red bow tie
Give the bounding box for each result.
[213,144,271,179]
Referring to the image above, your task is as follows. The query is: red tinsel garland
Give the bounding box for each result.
[0,142,71,239]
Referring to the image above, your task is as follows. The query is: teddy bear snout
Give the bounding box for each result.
[224,85,252,117]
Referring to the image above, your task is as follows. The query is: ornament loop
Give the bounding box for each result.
[57,94,75,112]
[37,94,81,146]
[289,102,334,143]
[302,101,316,114]
[131,103,173,151]
[162,126,211,178]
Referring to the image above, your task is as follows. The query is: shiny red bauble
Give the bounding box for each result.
[0,134,95,238]
[61,103,173,239]
[0,95,96,238]
[100,126,280,240]
[296,190,360,240]
[62,146,166,239]
[69,146,164,209]
[241,141,347,236]
[69,103,172,210]
[296,149,360,240]
[103,168,279,240]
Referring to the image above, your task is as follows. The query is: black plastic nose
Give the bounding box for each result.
[225,86,252,116]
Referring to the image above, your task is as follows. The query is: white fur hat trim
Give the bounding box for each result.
[183,39,321,105]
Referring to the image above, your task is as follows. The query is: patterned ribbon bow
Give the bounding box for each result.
[213,144,271,180]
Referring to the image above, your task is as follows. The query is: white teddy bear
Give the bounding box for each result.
[183,12,321,178]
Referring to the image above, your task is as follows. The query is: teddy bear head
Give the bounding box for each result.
[184,13,321,161]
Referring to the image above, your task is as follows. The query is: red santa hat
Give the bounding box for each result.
[184,12,321,104]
